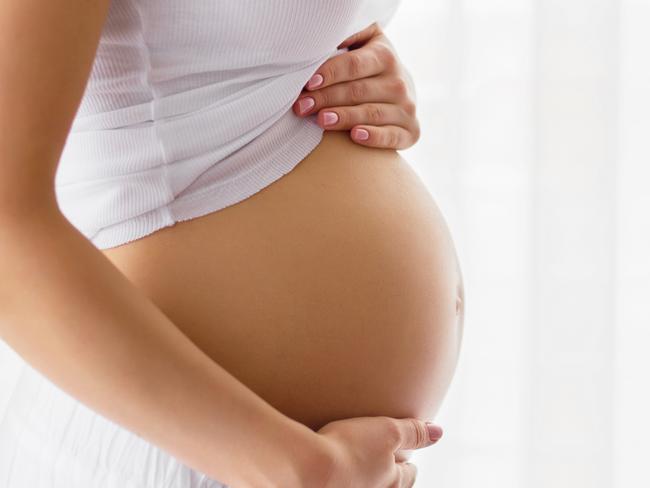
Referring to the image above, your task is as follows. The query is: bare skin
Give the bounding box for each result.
[101,128,465,433]
[0,0,462,485]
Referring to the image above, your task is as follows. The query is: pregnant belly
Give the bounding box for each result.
[101,129,464,432]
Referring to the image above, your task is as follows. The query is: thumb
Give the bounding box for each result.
[336,21,382,49]
[390,419,443,450]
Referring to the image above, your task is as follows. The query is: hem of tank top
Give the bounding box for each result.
[171,119,325,213]
[90,119,325,250]
[170,119,324,205]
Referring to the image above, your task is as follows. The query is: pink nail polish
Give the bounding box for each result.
[307,73,323,89]
[425,422,443,443]
[323,111,338,126]
[298,97,315,115]
[353,128,369,140]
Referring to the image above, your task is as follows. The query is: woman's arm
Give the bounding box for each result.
[0,204,330,488]
[0,4,443,487]
[0,2,330,486]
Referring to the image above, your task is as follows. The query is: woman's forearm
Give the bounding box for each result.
[0,206,331,488]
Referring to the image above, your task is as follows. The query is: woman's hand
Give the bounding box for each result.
[314,416,443,488]
[292,22,420,150]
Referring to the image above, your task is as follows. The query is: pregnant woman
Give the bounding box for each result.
[0,1,464,487]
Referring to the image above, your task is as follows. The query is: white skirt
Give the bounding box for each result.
[0,344,229,488]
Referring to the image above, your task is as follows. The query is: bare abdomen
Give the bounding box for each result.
[101,129,464,431]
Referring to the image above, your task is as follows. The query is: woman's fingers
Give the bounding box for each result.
[395,448,414,463]
[315,102,415,131]
[349,124,418,149]
[314,416,440,487]
[293,75,409,116]
[310,97,420,148]
[305,42,386,90]
[395,461,418,488]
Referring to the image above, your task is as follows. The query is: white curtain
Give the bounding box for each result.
[386,1,650,487]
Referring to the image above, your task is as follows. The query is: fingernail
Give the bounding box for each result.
[425,422,443,443]
[352,128,369,140]
[298,97,315,115]
[307,73,324,89]
[323,111,339,126]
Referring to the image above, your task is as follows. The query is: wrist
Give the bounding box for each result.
[288,422,336,488]
[230,410,335,488]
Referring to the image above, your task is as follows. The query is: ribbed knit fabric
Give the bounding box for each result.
[0,361,229,488]
[54,0,402,250]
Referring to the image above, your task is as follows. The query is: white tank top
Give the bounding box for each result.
[54,0,402,249]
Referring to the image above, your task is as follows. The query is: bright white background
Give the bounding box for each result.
[2,1,648,487]
[385,0,650,487]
